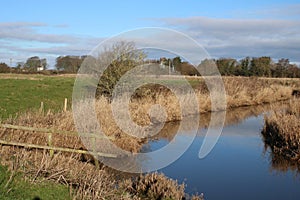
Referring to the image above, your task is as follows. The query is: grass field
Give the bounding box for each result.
[0,74,75,119]
[0,165,71,200]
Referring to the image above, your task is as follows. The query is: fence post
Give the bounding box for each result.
[39,102,44,113]
[48,132,54,157]
[64,98,68,112]
[93,136,99,169]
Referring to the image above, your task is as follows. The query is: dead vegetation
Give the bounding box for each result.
[0,107,203,199]
[262,99,300,163]
[223,77,293,108]
[0,146,202,200]
[129,77,295,119]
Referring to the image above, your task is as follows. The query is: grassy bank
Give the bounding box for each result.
[262,99,300,163]
[0,164,71,200]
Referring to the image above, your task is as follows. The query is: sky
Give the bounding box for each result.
[0,0,300,68]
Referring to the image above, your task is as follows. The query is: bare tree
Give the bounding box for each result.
[95,41,146,98]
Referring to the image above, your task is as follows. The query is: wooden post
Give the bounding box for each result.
[39,102,44,113]
[93,136,100,169]
[48,132,54,157]
[64,98,67,112]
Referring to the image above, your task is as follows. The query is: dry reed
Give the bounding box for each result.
[262,99,300,163]
[0,145,203,200]
[0,109,203,199]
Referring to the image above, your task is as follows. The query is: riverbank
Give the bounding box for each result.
[0,144,202,199]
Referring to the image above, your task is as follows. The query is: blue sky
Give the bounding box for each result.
[1,0,300,67]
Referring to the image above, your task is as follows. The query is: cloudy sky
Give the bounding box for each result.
[1,0,299,68]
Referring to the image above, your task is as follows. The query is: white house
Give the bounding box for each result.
[37,66,44,71]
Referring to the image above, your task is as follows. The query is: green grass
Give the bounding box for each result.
[0,165,71,200]
[0,75,75,119]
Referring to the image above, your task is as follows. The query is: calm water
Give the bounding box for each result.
[141,104,300,200]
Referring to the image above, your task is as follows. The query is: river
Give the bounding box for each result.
[140,102,300,200]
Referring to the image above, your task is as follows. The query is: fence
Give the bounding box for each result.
[0,123,117,168]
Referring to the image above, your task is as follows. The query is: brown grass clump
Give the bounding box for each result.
[121,172,186,200]
[262,99,300,162]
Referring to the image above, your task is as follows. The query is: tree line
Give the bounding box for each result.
[0,55,86,74]
[146,56,300,78]
[1,54,299,78]
[214,57,300,78]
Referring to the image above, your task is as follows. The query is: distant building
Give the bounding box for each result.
[37,66,44,71]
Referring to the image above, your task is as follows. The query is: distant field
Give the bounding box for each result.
[0,74,75,119]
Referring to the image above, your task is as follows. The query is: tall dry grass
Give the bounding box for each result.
[0,146,201,200]
[124,77,294,125]
[223,77,293,108]
[0,107,203,199]
[262,99,300,162]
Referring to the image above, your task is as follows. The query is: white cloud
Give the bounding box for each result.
[1,16,300,69]
[156,16,300,62]
[0,22,105,68]
[246,4,300,19]
[0,22,80,44]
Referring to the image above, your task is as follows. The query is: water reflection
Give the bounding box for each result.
[105,101,300,199]
[146,101,289,142]
[262,139,300,175]
[139,101,300,200]
[269,152,300,175]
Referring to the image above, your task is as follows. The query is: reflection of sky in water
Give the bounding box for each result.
[143,114,300,200]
